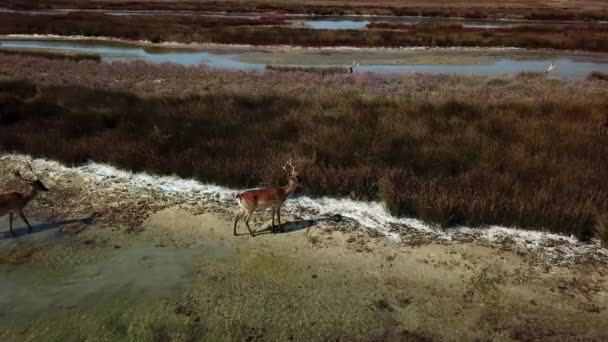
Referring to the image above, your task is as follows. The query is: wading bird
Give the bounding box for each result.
[233,160,301,237]
[545,63,555,75]
[0,162,49,237]
[349,60,360,73]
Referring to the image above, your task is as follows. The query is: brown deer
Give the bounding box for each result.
[234,160,301,237]
[0,162,49,237]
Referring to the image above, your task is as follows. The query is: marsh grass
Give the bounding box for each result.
[1,56,607,242]
[1,12,608,51]
[0,12,286,42]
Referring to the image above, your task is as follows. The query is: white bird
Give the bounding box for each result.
[545,63,555,74]
[349,60,360,73]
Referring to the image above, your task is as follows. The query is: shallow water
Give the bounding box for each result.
[355,57,607,79]
[0,216,228,319]
[0,39,266,69]
[304,20,370,30]
[302,18,519,30]
[2,38,607,79]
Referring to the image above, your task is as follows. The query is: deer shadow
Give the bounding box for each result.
[1,215,96,239]
[253,214,343,236]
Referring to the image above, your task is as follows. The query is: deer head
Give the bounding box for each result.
[282,159,301,184]
[14,162,49,192]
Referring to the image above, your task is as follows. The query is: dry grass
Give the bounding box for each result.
[0,12,287,43]
[1,55,607,242]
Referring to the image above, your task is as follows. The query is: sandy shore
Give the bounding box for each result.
[0,155,607,341]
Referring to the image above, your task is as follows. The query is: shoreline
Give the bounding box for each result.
[4,34,608,56]
[1,154,606,267]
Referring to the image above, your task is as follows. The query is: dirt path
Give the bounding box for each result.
[0,155,607,341]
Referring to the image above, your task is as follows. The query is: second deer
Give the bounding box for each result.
[234,160,301,237]
[0,162,49,237]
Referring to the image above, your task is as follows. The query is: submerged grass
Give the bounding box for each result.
[266,65,348,75]
[0,55,607,242]
[0,48,101,62]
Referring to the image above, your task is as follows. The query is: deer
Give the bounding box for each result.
[233,159,301,237]
[349,60,360,73]
[0,162,49,237]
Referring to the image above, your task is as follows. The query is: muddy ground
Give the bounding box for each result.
[0,156,607,341]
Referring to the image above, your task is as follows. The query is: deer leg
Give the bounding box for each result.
[9,212,15,237]
[244,211,255,237]
[271,208,276,232]
[19,212,33,234]
[277,208,284,233]
[233,211,243,236]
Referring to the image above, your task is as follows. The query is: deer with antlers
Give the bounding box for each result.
[0,162,49,237]
[234,160,301,237]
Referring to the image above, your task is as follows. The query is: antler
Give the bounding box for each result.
[25,161,39,180]
[282,159,297,176]
[14,162,38,182]
[13,170,33,182]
